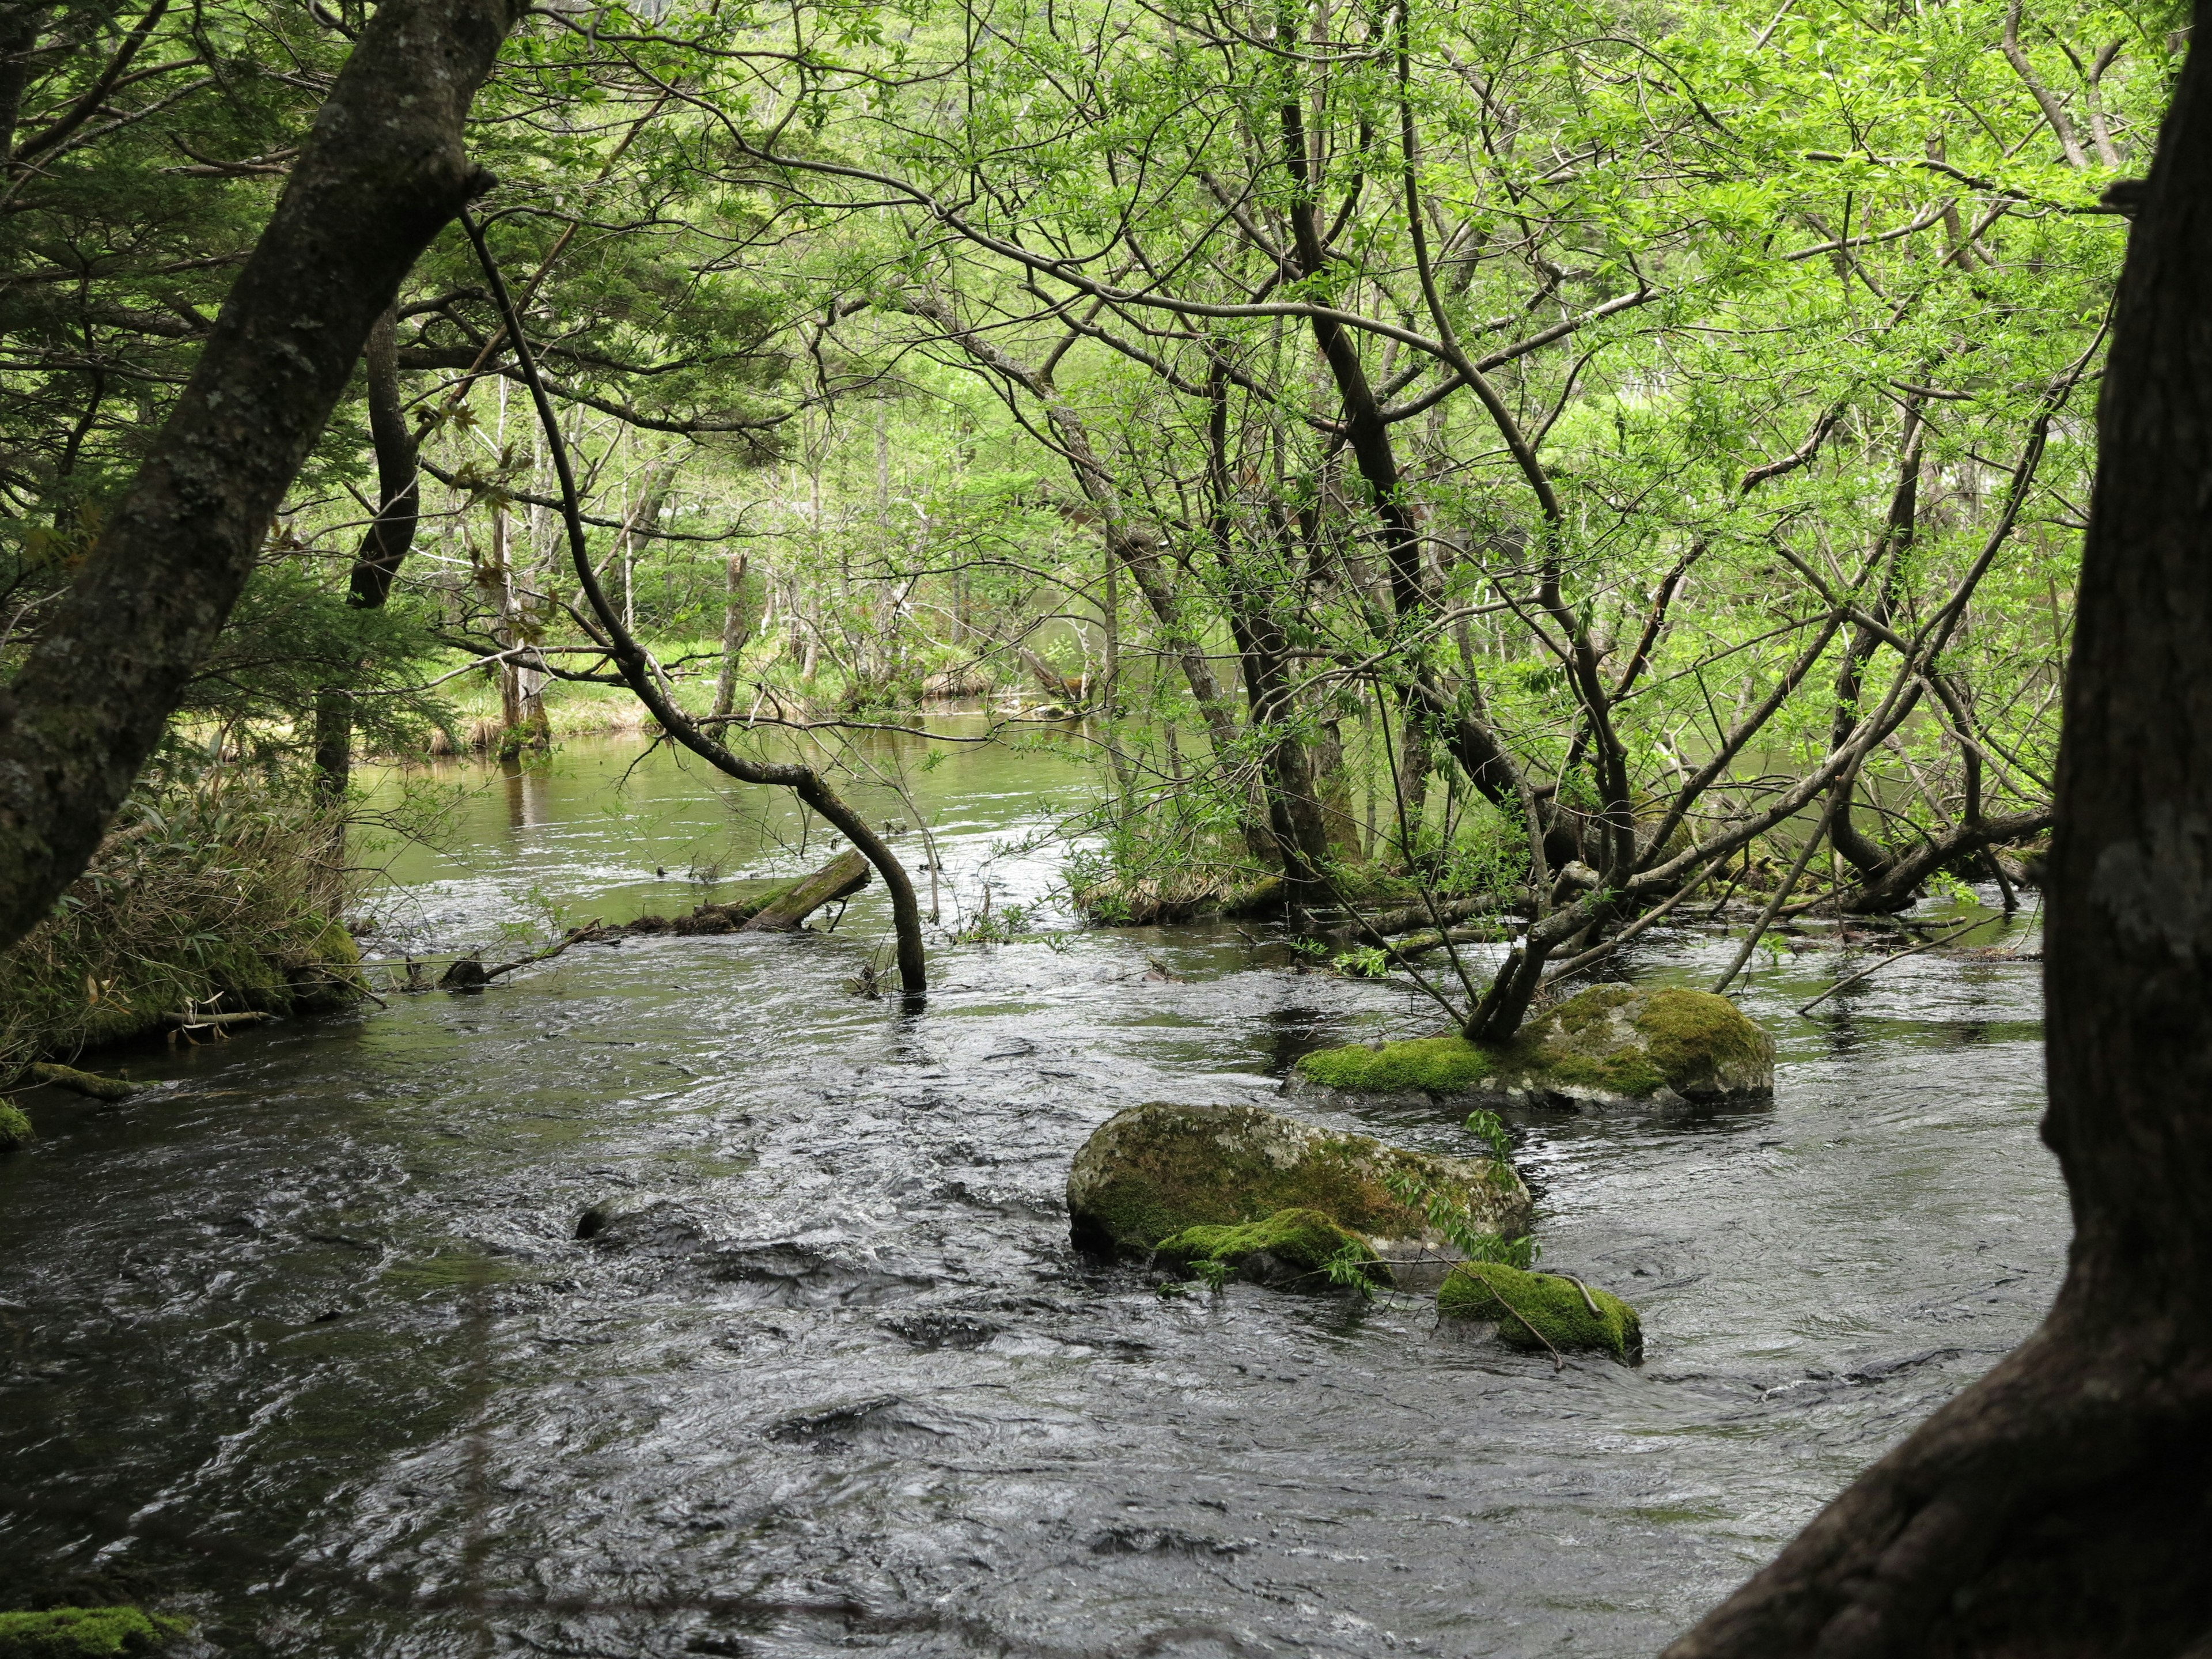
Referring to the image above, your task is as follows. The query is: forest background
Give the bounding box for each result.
[0,0,2164,1053]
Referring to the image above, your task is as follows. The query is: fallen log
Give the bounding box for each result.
[740,849,872,931]
[557,853,875,948]
[1313,891,1528,953]
[28,1062,145,1101]
[434,853,878,990]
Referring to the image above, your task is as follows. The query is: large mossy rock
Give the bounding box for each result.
[1296,986,1773,1111]
[0,1101,31,1152]
[1438,1260,1644,1364]
[1067,1101,1531,1283]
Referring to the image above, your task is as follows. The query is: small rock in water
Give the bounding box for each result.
[1438,1259,1644,1365]
[577,1198,713,1257]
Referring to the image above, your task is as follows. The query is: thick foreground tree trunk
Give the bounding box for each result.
[0,0,522,953]
[1665,28,2212,1659]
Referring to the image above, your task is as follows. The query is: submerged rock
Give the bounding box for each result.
[576,1198,714,1257]
[1153,1206,1385,1291]
[1438,1260,1644,1363]
[0,1605,186,1657]
[1066,1101,1531,1285]
[1296,986,1773,1111]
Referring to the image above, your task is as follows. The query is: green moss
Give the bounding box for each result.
[1630,988,1770,1085]
[1438,1260,1643,1363]
[0,1101,29,1151]
[0,1608,184,1658]
[1155,1206,1384,1287]
[1296,1035,1494,1094]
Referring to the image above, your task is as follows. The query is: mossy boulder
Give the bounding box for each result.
[0,1607,185,1658]
[0,1101,31,1152]
[1296,986,1772,1111]
[1067,1101,1531,1285]
[1153,1207,1385,1291]
[1438,1260,1643,1364]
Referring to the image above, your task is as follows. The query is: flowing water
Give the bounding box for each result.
[0,725,2061,1657]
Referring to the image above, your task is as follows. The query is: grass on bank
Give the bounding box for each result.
[0,771,363,1073]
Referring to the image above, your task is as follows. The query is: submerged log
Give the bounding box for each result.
[28,1062,145,1101]
[740,849,872,931]
[428,855,879,991]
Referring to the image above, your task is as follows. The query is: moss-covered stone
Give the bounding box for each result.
[1067,1101,1530,1278]
[1294,1035,1493,1094]
[0,1101,29,1151]
[0,1607,185,1658]
[1438,1260,1643,1363]
[1154,1206,1385,1290]
[1296,986,1772,1111]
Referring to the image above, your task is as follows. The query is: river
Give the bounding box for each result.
[0,725,2061,1657]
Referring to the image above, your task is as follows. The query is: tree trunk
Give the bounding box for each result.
[313,305,422,797]
[710,548,751,719]
[1665,31,2212,1657]
[0,0,522,955]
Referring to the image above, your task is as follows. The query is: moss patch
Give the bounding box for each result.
[0,1608,184,1658]
[0,1101,29,1152]
[1628,988,1773,1091]
[1295,1035,1494,1094]
[1438,1260,1643,1363]
[1155,1206,1384,1289]
[1067,1101,1529,1257]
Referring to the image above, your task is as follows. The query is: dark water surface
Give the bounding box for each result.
[0,730,2061,1657]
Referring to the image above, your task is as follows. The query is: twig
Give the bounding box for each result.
[1715,797,1836,994]
[1491,1287,1567,1372]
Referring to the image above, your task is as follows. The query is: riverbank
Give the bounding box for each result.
[0,781,363,1078]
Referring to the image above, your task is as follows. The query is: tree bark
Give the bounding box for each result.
[710,548,751,719]
[1665,24,2212,1656]
[0,0,523,954]
[314,305,423,796]
[738,848,870,931]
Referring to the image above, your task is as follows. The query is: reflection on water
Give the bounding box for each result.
[0,730,2060,1656]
